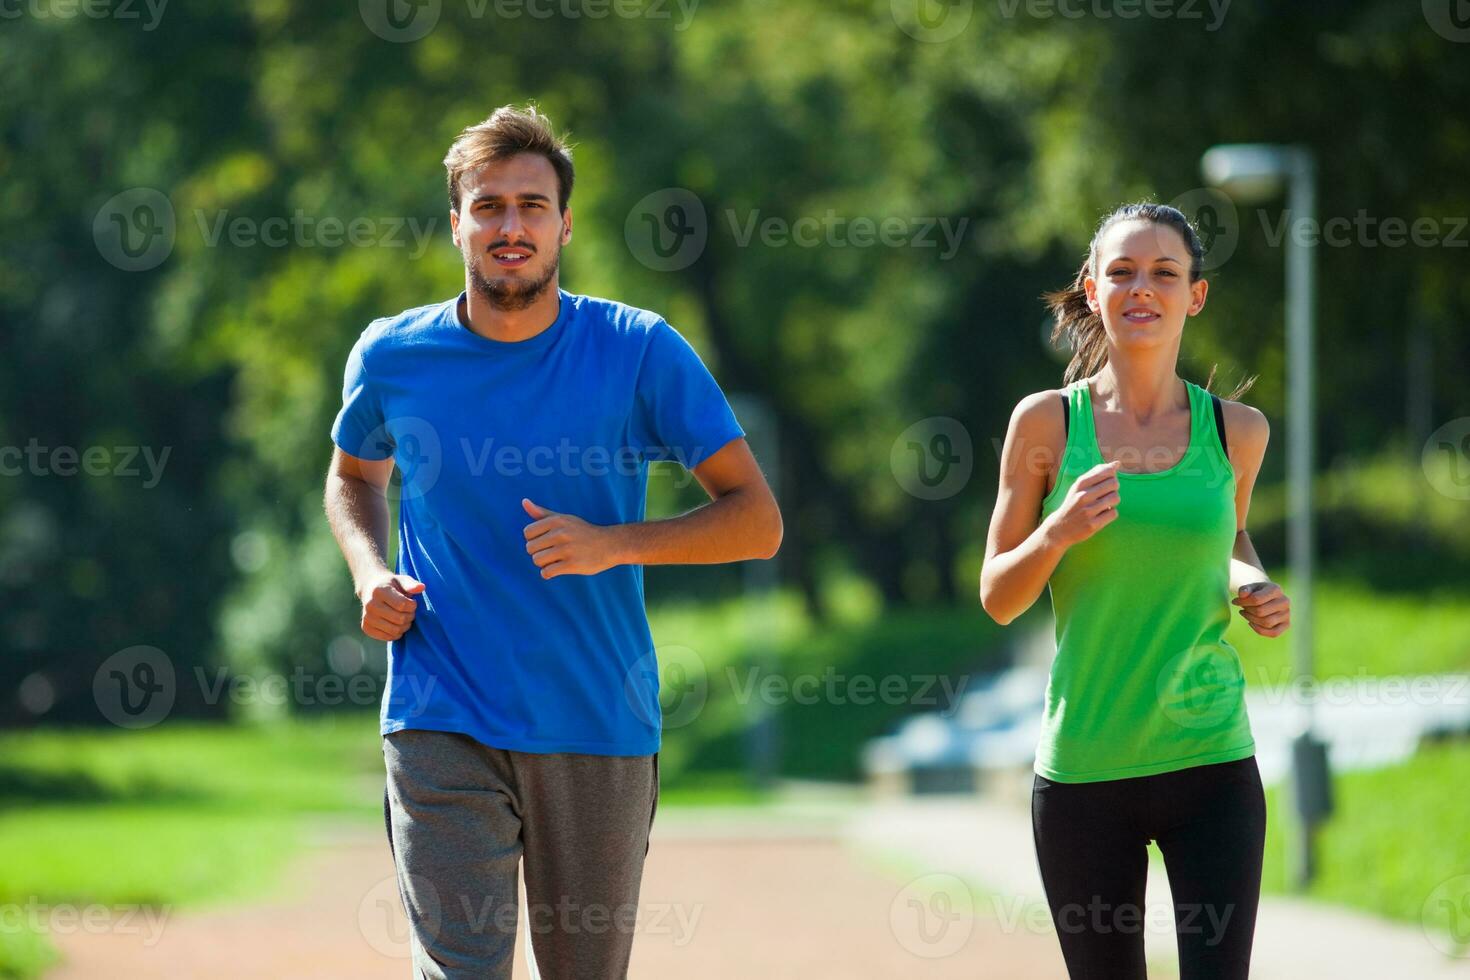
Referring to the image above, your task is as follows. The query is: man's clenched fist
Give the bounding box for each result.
[357,572,426,641]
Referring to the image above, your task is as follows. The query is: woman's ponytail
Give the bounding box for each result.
[1044,258,1110,385]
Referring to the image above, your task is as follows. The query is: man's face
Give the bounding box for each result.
[450,153,572,312]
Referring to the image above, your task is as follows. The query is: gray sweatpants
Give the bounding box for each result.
[382,729,659,980]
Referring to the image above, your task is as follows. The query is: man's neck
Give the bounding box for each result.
[459,282,562,343]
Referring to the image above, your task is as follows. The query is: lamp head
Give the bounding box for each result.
[1201,144,1295,203]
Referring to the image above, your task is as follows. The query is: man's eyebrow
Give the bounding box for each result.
[469,191,554,204]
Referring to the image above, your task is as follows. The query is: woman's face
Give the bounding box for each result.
[1083,219,1208,356]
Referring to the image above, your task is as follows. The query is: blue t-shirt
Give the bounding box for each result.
[331,289,744,755]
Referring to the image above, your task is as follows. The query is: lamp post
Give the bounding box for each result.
[1201,144,1330,889]
[731,394,781,790]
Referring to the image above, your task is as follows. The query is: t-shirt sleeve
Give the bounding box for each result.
[630,321,745,469]
[330,332,394,460]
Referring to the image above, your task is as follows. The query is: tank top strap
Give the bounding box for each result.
[1184,379,1204,447]
[1185,380,1228,468]
[1065,379,1102,464]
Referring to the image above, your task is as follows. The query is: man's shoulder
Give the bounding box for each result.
[354,297,455,362]
[367,297,453,339]
[567,291,669,342]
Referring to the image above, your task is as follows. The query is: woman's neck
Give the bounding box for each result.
[1092,358,1186,423]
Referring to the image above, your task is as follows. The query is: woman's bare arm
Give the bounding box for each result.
[980,392,1121,625]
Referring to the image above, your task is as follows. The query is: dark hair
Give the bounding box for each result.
[1044,201,1253,399]
[444,104,575,214]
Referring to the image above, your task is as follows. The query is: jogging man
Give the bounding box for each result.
[324,104,782,979]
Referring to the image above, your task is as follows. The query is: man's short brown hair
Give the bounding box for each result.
[443,105,575,214]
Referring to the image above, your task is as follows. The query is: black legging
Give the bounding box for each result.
[1031,756,1266,980]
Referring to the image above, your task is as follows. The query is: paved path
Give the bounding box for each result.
[44,811,1065,979]
[46,793,1468,978]
[848,794,1470,980]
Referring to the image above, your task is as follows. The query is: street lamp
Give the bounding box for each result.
[1202,144,1330,890]
[731,394,781,790]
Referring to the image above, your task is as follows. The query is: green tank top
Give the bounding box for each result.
[1035,377,1255,783]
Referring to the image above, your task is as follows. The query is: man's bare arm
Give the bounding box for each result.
[324,447,422,639]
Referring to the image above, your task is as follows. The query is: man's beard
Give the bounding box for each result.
[467,243,561,312]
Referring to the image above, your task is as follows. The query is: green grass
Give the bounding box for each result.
[648,569,1470,788]
[1227,575,1470,684]
[1251,451,1470,578]
[0,711,786,978]
[0,715,383,979]
[1223,452,1470,682]
[3,557,1466,978]
[654,770,772,806]
[0,935,54,980]
[649,576,1011,782]
[649,571,1470,950]
[1261,738,1470,947]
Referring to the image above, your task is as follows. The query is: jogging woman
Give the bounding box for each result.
[979,202,1291,979]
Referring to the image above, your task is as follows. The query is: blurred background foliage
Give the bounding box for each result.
[2,2,1470,974]
[2,0,1467,730]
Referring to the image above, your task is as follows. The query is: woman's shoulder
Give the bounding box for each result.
[1215,396,1268,436]
[1016,382,1075,408]
[1215,395,1270,461]
[1008,386,1072,445]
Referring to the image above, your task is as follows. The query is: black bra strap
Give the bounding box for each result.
[1060,392,1069,439]
[1211,393,1228,457]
